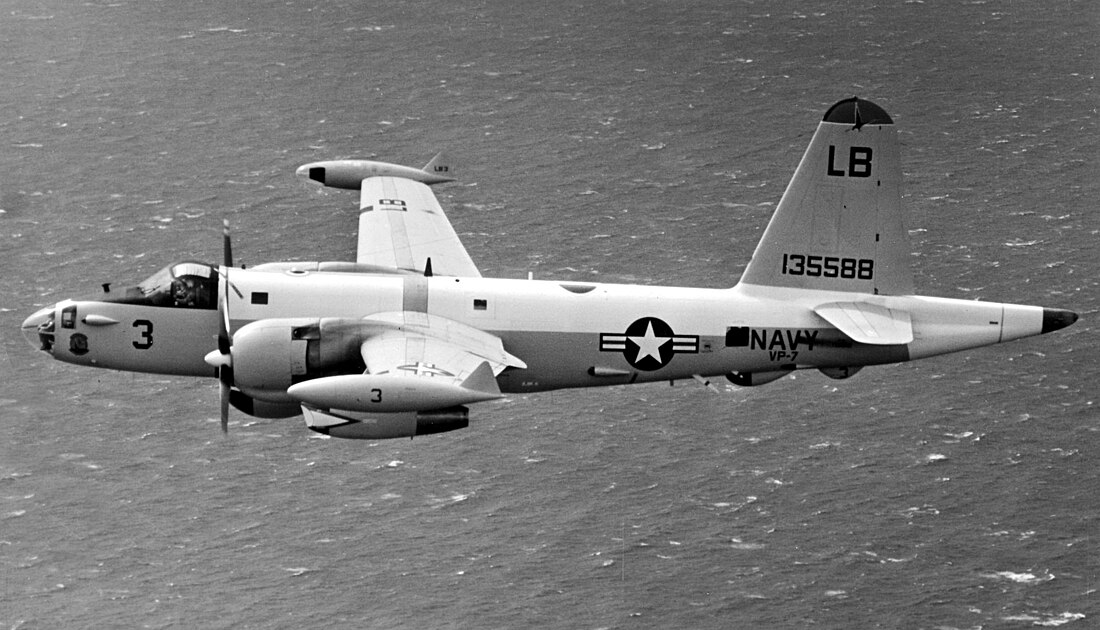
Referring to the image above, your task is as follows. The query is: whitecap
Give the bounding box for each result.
[1038,612,1085,626]
[1003,612,1083,626]
[944,431,973,439]
[984,570,1054,584]
[284,567,311,577]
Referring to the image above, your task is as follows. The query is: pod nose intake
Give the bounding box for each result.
[1042,308,1078,334]
[295,163,325,185]
[22,306,56,352]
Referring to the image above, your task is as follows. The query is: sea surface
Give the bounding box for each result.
[1,1,1097,628]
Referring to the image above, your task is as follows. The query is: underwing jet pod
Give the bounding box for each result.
[22,98,1077,441]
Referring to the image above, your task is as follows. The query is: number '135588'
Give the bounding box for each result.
[782,254,874,280]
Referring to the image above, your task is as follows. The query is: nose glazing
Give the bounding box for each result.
[22,306,56,352]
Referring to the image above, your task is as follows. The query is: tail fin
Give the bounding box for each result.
[738,98,913,295]
[422,151,456,182]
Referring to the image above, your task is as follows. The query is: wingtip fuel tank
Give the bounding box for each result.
[296,152,455,189]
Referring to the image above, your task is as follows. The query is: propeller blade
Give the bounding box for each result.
[223,218,233,268]
[218,290,231,355]
[220,373,230,434]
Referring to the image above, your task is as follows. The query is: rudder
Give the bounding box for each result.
[738,98,913,295]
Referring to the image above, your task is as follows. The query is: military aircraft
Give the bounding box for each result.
[22,98,1078,440]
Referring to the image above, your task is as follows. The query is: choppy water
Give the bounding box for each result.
[1,1,1097,628]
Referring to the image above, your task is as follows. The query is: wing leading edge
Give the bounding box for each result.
[357,176,481,277]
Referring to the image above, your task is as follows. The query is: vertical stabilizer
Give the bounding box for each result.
[738,98,913,295]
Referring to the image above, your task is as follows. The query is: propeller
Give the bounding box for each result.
[218,219,236,433]
[204,219,237,434]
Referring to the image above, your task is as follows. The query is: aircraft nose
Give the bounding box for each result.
[1041,308,1079,334]
[22,306,56,352]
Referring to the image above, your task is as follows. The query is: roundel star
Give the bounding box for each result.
[629,320,671,366]
[623,317,679,371]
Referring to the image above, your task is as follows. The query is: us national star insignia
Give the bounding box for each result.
[599,317,699,371]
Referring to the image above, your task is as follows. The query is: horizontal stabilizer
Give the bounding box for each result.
[814,301,913,345]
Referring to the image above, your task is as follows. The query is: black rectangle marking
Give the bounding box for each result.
[725,326,749,347]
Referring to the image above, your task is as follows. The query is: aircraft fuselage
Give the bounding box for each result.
[27,265,1064,399]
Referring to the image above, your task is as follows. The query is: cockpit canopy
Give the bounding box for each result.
[107,261,219,310]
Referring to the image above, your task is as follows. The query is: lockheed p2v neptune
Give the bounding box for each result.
[22,98,1078,440]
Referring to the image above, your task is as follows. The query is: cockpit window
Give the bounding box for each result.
[106,261,219,309]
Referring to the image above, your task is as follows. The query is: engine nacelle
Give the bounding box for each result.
[287,371,500,413]
[228,390,302,418]
[818,366,862,380]
[726,369,794,387]
[231,318,373,403]
[303,406,469,440]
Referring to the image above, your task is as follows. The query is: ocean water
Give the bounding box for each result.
[1,1,1097,628]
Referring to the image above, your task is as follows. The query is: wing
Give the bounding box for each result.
[357,176,481,277]
[358,310,525,388]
